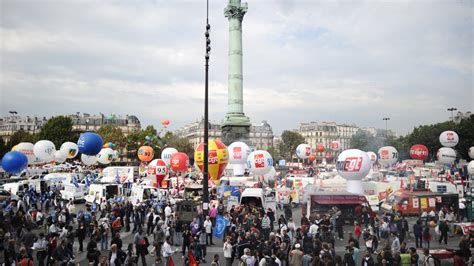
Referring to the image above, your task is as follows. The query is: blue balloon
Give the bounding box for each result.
[1,151,28,174]
[77,132,103,155]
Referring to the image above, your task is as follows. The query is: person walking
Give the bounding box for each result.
[134,229,148,266]
[223,236,233,266]
[438,220,449,245]
[161,236,176,266]
[413,220,423,248]
[422,226,432,249]
[204,216,213,245]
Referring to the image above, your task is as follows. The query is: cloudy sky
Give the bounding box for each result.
[1,0,472,135]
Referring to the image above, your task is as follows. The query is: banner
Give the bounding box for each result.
[213,214,229,239]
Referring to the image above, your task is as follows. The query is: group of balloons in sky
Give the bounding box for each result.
[1,132,119,174]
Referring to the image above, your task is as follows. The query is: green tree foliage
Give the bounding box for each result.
[7,130,38,149]
[278,130,306,161]
[387,115,473,161]
[37,116,77,148]
[267,145,281,162]
[97,125,127,148]
[126,126,165,160]
[349,129,385,152]
[0,137,8,158]
[164,133,194,158]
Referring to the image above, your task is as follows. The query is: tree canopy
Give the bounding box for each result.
[278,130,306,161]
[37,116,77,148]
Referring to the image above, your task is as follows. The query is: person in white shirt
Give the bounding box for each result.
[164,203,172,224]
[459,199,466,221]
[161,237,175,266]
[203,216,213,245]
[223,237,233,266]
[309,222,319,237]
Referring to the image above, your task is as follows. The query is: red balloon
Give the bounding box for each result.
[308,153,317,161]
[170,152,189,172]
[410,144,429,160]
[161,119,170,126]
[316,144,325,153]
[148,159,168,186]
[325,153,331,159]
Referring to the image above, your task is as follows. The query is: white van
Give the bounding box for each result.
[3,182,28,197]
[129,185,166,206]
[60,183,87,202]
[85,183,123,205]
[240,188,276,213]
[102,167,138,184]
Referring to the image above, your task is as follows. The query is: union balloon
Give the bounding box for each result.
[336,149,371,181]
[468,161,474,175]
[228,142,251,164]
[170,152,189,172]
[54,151,67,163]
[296,144,312,159]
[439,131,459,147]
[336,149,371,194]
[138,146,154,162]
[263,166,277,185]
[195,140,229,182]
[436,147,456,165]
[377,146,398,166]
[97,148,114,164]
[1,151,28,174]
[468,147,474,159]
[148,159,168,186]
[316,144,325,153]
[246,150,273,176]
[330,141,341,151]
[409,144,429,161]
[33,140,56,162]
[81,154,97,166]
[13,142,36,164]
[366,151,377,164]
[77,132,103,155]
[161,147,178,166]
[60,142,79,159]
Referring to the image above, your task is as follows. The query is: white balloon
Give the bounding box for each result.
[54,150,67,163]
[59,142,79,159]
[246,150,273,176]
[228,142,251,164]
[13,142,36,164]
[377,146,398,166]
[439,131,459,147]
[336,149,371,181]
[33,140,56,162]
[330,141,342,151]
[468,161,474,175]
[366,151,377,164]
[436,147,456,165]
[81,154,97,166]
[161,147,178,166]
[468,147,474,160]
[97,148,114,164]
[296,144,312,159]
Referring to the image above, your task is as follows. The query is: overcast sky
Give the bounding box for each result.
[1,0,472,136]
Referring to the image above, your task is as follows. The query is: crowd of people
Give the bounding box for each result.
[0,181,473,266]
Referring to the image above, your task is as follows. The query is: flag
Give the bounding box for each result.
[213,215,229,239]
[72,175,79,188]
[85,174,91,187]
[188,250,198,266]
[115,174,121,184]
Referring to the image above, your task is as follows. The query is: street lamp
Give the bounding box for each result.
[382,117,390,137]
[85,118,90,131]
[8,111,17,142]
[447,107,457,123]
[202,0,211,215]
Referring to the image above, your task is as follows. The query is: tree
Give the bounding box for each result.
[164,133,194,158]
[267,145,281,163]
[126,126,165,160]
[37,116,77,147]
[349,129,384,152]
[6,130,38,150]
[97,125,127,148]
[278,130,306,161]
[0,137,8,159]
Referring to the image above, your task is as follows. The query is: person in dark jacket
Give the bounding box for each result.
[413,220,423,248]
[343,247,356,266]
[361,250,375,266]
[87,235,100,265]
[77,221,86,252]
[438,220,449,245]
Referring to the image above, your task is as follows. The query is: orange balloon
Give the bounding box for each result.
[308,153,316,161]
[138,146,154,161]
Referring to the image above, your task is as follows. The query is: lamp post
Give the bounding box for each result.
[382,117,390,137]
[8,111,17,143]
[447,107,457,123]
[85,118,90,131]
[466,191,472,221]
[202,0,211,215]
